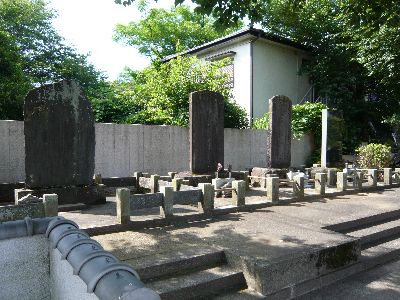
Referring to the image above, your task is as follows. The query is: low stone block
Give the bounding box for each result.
[394,168,400,183]
[384,168,392,185]
[267,177,279,203]
[116,188,130,224]
[368,169,377,187]
[353,171,363,190]
[293,175,304,199]
[337,172,347,192]
[232,180,245,206]
[150,175,160,193]
[315,173,326,195]
[172,178,183,191]
[43,194,58,217]
[160,186,174,218]
[198,183,214,213]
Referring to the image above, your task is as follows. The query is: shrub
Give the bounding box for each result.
[355,143,391,169]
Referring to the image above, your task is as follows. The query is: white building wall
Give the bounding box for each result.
[252,39,312,119]
[197,41,252,118]
[0,121,313,182]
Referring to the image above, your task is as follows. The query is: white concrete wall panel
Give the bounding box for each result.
[0,235,50,300]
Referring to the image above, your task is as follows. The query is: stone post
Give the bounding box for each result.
[242,171,250,190]
[293,175,304,199]
[94,174,102,185]
[384,168,392,185]
[198,183,214,213]
[315,173,326,195]
[394,168,400,183]
[353,171,363,190]
[43,194,58,217]
[368,169,377,187]
[160,186,174,218]
[337,171,347,192]
[267,177,279,203]
[172,178,183,191]
[134,172,142,189]
[232,180,245,206]
[150,175,160,193]
[168,172,176,179]
[116,188,130,225]
[327,169,337,187]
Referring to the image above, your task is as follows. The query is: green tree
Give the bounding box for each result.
[110,56,248,128]
[114,5,243,60]
[0,0,108,119]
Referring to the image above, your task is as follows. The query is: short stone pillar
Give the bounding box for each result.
[160,186,174,218]
[198,183,214,213]
[394,168,400,183]
[172,178,183,191]
[384,168,393,185]
[368,169,378,187]
[293,175,304,199]
[353,171,363,190]
[337,171,347,192]
[315,173,326,195]
[43,194,58,217]
[134,172,142,189]
[150,175,160,193]
[242,171,250,191]
[94,174,102,185]
[116,188,130,225]
[267,177,279,203]
[327,169,337,187]
[232,180,245,206]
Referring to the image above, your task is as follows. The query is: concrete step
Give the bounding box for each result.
[123,248,226,282]
[361,237,400,269]
[347,218,400,249]
[323,208,400,234]
[146,266,247,300]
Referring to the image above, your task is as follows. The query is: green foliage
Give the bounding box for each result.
[252,102,327,138]
[110,56,248,128]
[0,0,108,120]
[114,5,242,60]
[356,143,392,169]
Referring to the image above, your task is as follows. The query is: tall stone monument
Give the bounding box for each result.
[17,80,104,205]
[189,90,224,174]
[321,109,344,168]
[266,95,292,168]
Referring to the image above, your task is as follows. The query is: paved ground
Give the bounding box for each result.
[298,259,400,299]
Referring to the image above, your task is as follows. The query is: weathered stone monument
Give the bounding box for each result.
[189,90,224,174]
[16,80,104,205]
[321,109,344,168]
[252,95,292,183]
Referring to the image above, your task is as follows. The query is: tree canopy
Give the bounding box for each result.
[113,5,242,60]
[0,0,108,119]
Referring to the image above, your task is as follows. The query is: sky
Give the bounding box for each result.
[49,0,178,81]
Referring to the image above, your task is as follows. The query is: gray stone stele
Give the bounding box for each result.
[321,109,344,168]
[266,95,292,168]
[24,79,95,188]
[189,91,224,174]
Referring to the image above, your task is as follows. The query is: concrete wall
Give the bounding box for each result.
[50,247,98,300]
[0,121,313,182]
[252,39,312,119]
[0,235,50,299]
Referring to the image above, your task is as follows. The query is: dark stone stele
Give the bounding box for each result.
[24,80,95,189]
[189,90,224,174]
[321,109,344,168]
[266,95,292,169]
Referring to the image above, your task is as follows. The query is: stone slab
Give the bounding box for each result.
[173,190,202,205]
[130,193,163,210]
[266,95,292,168]
[24,80,95,188]
[0,203,45,222]
[189,91,224,174]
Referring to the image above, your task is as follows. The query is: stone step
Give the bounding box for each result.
[323,208,400,234]
[123,248,227,282]
[361,237,400,270]
[347,218,400,250]
[213,289,265,299]
[146,266,247,300]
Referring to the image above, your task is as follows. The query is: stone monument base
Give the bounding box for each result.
[250,167,289,187]
[15,185,105,205]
